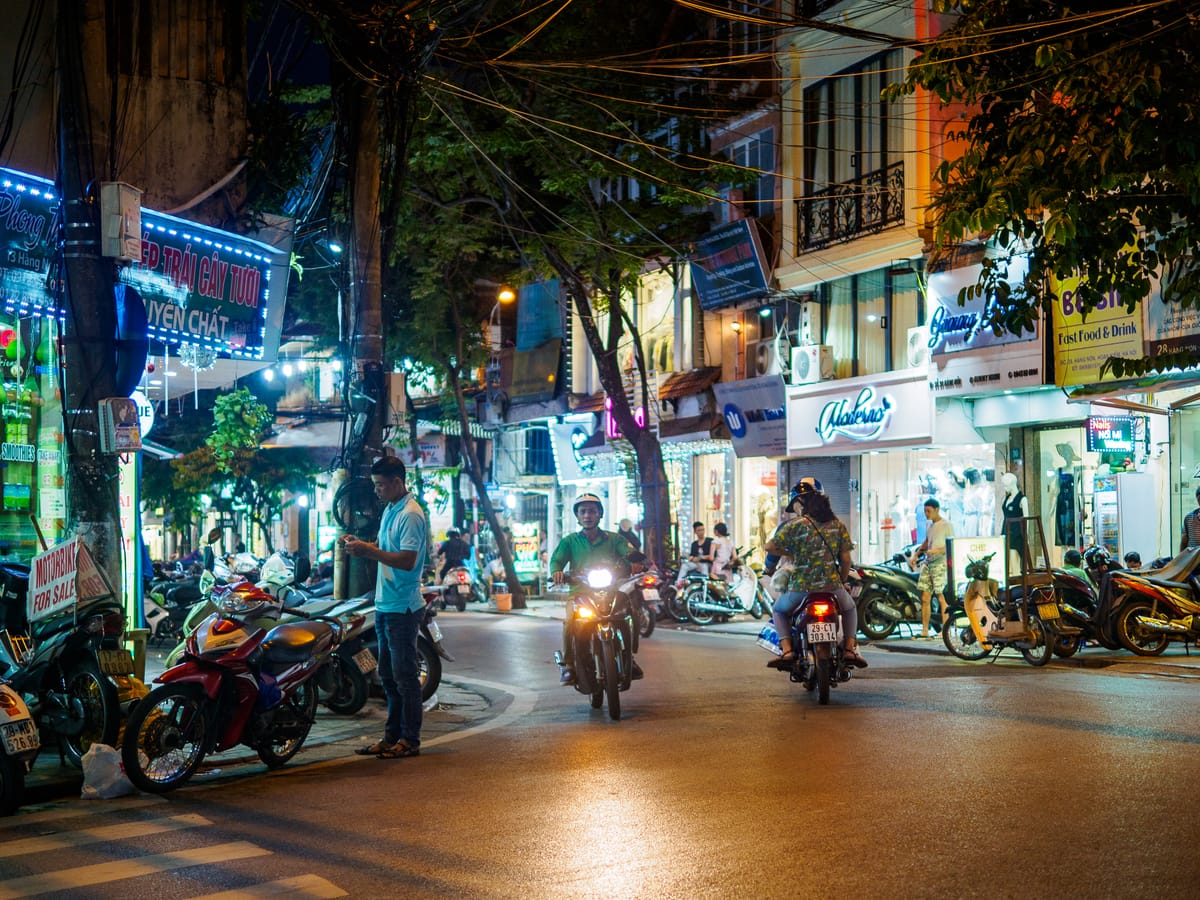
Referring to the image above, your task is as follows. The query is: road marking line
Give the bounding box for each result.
[186,874,348,899]
[0,840,270,899]
[0,795,167,830]
[0,813,211,858]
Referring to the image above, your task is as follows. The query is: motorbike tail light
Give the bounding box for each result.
[456,571,470,584]
[810,601,833,617]
[0,690,20,713]
[101,610,126,636]
[641,574,658,587]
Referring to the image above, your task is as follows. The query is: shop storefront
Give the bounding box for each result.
[785,368,1001,564]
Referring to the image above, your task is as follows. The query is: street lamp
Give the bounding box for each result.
[489,285,516,350]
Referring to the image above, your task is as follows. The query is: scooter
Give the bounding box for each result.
[440,566,484,611]
[681,550,772,626]
[852,547,953,640]
[552,570,637,721]
[0,664,39,815]
[759,590,853,705]
[121,573,344,794]
[1104,547,1200,656]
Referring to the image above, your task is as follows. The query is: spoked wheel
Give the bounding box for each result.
[63,659,121,768]
[942,607,991,661]
[320,655,369,715]
[665,586,689,621]
[858,590,899,641]
[121,683,210,794]
[257,680,318,769]
[418,637,442,702]
[814,643,832,705]
[1116,602,1171,656]
[0,751,22,816]
[1020,613,1054,667]
[685,587,715,626]
[602,641,621,721]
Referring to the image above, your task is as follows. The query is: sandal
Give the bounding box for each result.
[377,740,420,759]
[767,652,796,669]
[355,740,391,756]
[843,648,869,669]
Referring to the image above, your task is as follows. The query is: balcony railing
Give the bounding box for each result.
[796,161,904,253]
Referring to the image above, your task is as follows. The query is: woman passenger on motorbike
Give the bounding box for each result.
[765,478,867,669]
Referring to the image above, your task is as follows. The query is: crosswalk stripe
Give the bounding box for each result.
[0,796,167,830]
[0,839,270,899]
[187,874,348,899]
[0,813,211,858]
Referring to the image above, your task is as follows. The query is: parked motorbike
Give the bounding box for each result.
[0,663,39,815]
[682,550,772,626]
[440,566,484,611]
[552,570,637,721]
[121,575,344,794]
[852,548,953,640]
[759,590,853,705]
[0,562,136,767]
[941,553,1069,666]
[1104,547,1200,656]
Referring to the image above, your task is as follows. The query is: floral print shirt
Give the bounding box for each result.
[775,516,852,593]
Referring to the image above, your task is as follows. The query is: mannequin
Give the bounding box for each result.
[1001,472,1030,573]
[961,467,986,538]
[1047,443,1080,547]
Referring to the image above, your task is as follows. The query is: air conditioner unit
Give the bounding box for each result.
[790,345,834,385]
[751,338,786,377]
[907,326,932,369]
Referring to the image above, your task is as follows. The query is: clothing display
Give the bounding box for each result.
[1055,470,1076,547]
[1002,490,1027,557]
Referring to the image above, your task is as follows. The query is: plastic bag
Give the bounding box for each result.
[80,743,137,799]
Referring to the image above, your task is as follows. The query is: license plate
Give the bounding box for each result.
[642,588,659,601]
[1037,602,1061,621]
[98,648,135,676]
[806,621,838,643]
[0,718,38,755]
[353,647,378,674]
[427,620,444,643]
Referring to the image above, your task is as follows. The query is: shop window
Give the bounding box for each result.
[524,428,554,477]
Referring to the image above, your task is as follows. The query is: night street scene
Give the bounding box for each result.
[1,1,1200,897]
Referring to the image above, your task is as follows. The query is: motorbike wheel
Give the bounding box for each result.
[685,587,715,626]
[321,655,369,716]
[1020,613,1054,667]
[1116,602,1171,656]
[815,643,832,705]
[451,589,466,613]
[637,603,656,638]
[121,683,209,794]
[665,586,688,621]
[63,659,121,768]
[418,636,442,702]
[1053,634,1082,658]
[590,688,603,709]
[258,680,318,769]
[941,607,991,661]
[857,590,899,641]
[602,641,621,721]
[0,750,22,816]
[748,598,765,620]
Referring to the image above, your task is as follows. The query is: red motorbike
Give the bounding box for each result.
[1105,548,1200,656]
[121,574,343,793]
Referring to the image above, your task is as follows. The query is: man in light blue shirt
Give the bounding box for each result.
[343,456,428,758]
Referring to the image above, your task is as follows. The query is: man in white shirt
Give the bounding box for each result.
[917,498,954,639]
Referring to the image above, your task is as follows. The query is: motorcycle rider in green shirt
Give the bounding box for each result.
[550,493,644,686]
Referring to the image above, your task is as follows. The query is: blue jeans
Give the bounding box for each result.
[772,586,857,649]
[377,610,422,747]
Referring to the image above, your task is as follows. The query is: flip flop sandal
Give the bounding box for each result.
[355,741,391,756]
[377,742,420,759]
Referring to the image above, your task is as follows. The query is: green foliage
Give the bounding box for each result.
[207,388,274,472]
[896,2,1200,374]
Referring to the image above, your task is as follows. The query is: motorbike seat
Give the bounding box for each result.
[1141,547,1200,583]
[684,572,708,581]
[260,621,336,667]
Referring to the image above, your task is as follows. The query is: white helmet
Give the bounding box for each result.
[573,492,604,518]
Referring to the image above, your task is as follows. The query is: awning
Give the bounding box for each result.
[1065,368,1200,415]
[572,392,606,413]
[658,366,721,401]
[659,413,722,442]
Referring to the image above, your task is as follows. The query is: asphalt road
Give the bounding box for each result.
[4,613,1200,899]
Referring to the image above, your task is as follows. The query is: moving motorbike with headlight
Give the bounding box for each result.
[121,571,344,794]
[552,569,637,721]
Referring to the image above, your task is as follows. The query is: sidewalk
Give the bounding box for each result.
[22,652,496,805]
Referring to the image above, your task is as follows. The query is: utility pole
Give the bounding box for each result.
[57,0,121,581]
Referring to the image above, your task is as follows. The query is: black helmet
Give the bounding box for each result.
[573,492,604,518]
[786,477,823,511]
[1083,546,1110,570]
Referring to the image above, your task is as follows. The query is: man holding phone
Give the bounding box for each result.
[343,456,428,759]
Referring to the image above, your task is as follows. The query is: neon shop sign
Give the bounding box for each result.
[605,397,645,440]
[816,388,893,443]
